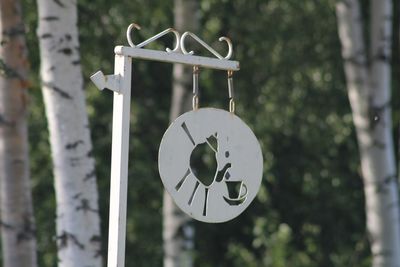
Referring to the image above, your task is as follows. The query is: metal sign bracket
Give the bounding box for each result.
[90,23,240,267]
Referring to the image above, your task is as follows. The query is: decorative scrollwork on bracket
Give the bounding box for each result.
[180,31,233,60]
[126,23,180,53]
[126,23,234,60]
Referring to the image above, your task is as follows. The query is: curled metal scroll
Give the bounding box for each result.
[180,31,233,60]
[126,23,180,53]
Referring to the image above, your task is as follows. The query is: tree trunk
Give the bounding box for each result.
[36,0,102,266]
[0,0,37,266]
[163,1,199,266]
[336,0,400,266]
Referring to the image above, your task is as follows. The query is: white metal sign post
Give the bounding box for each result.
[90,24,240,267]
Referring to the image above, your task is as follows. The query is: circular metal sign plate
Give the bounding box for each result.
[158,108,263,223]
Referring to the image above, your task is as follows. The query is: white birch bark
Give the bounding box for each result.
[0,0,37,266]
[37,0,102,266]
[336,1,400,266]
[163,1,198,266]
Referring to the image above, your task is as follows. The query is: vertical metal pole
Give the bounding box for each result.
[107,54,132,267]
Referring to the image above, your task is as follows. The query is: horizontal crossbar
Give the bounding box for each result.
[114,46,240,71]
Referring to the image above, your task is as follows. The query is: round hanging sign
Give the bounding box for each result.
[158,108,263,223]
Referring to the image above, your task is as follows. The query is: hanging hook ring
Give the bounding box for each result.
[193,95,199,110]
[180,31,233,59]
[229,99,235,113]
[126,23,180,53]
[192,65,199,110]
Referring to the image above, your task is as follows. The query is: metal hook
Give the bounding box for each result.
[227,70,235,113]
[192,66,199,110]
[180,31,233,59]
[126,23,180,53]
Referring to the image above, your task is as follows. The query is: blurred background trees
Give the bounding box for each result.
[36,0,102,265]
[0,0,37,266]
[336,0,400,266]
[163,1,198,267]
[0,0,399,266]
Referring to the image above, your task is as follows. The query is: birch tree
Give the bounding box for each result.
[36,0,102,266]
[336,0,400,266]
[163,1,199,266]
[0,0,37,266]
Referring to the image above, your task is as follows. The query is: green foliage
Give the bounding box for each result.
[12,0,400,266]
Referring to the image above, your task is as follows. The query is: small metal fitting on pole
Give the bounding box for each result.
[193,66,199,110]
[227,70,235,113]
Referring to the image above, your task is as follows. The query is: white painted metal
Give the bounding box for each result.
[106,55,131,267]
[114,46,239,71]
[91,24,245,265]
[90,71,121,92]
[158,108,263,223]
[180,32,233,59]
[126,23,180,53]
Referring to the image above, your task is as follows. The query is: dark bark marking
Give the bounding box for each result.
[0,114,14,127]
[0,59,21,79]
[87,149,93,157]
[371,139,386,149]
[368,101,390,130]
[12,159,24,166]
[2,24,25,38]
[58,48,73,56]
[93,250,103,259]
[56,231,85,250]
[42,81,72,99]
[374,52,390,62]
[40,33,53,39]
[65,34,72,41]
[72,60,80,65]
[76,199,98,213]
[90,235,101,243]
[73,193,82,199]
[83,170,96,181]
[372,249,392,257]
[93,249,103,259]
[375,175,397,194]
[17,215,36,243]
[65,140,84,150]
[343,53,367,67]
[41,16,59,21]
[373,46,390,62]
[0,220,14,230]
[372,28,392,63]
[90,235,103,258]
[53,0,65,8]
[69,157,81,167]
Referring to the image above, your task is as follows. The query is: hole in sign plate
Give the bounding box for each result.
[189,139,217,187]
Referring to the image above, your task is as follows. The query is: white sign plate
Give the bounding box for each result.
[158,108,263,223]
